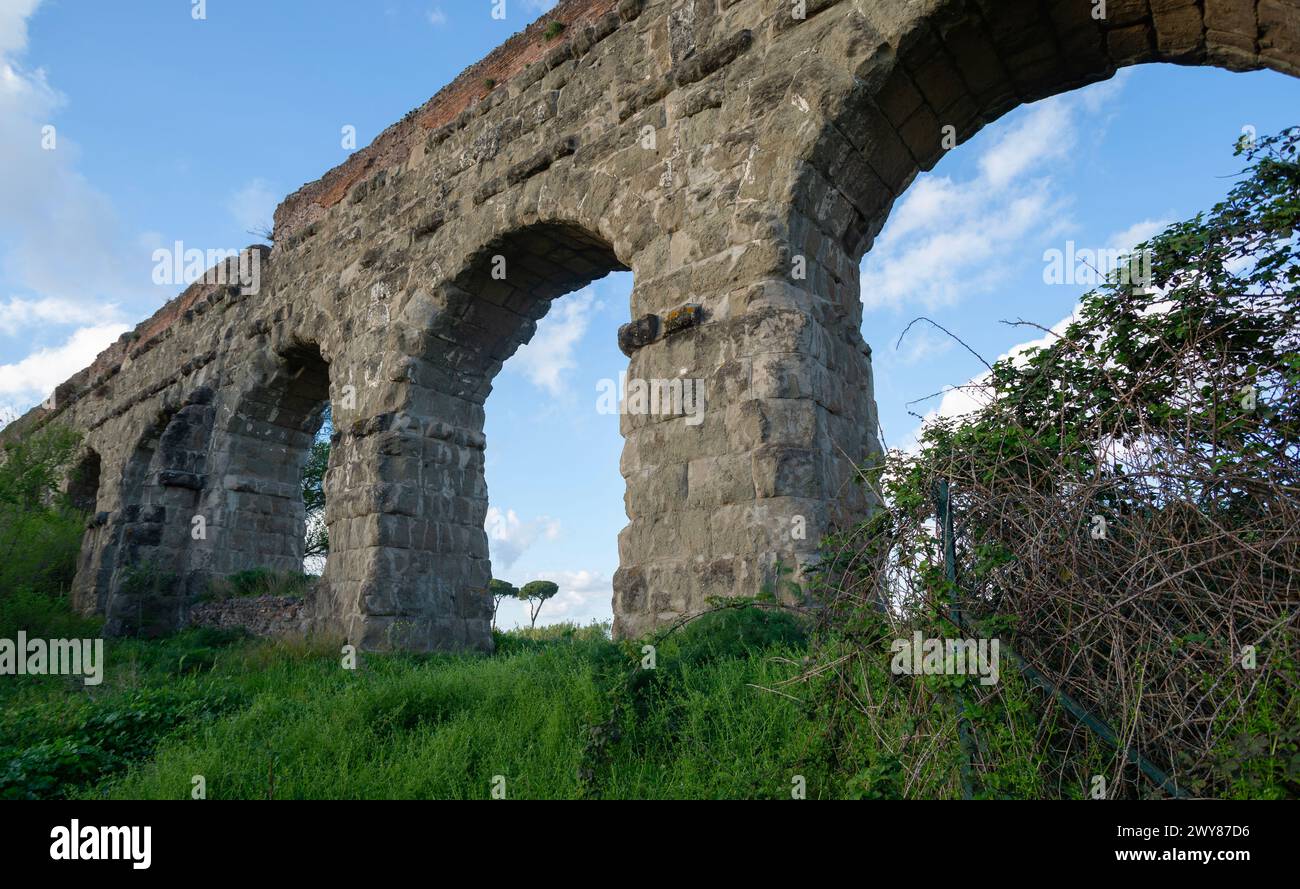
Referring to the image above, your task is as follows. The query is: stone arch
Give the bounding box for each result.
[429,220,631,400]
[66,447,101,514]
[800,0,1300,263]
[91,390,216,635]
[204,343,331,585]
[317,219,631,651]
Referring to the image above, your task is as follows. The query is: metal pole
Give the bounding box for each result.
[936,479,978,799]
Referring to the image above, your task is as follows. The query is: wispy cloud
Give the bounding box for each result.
[226,178,278,237]
[426,6,447,26]
[507,288,597,395]
[485,506,560,569]
[0,0,142,417]
[0,0,134,309]
[0,295,120,336]
[899,214,1176,451]
[1107,218,1172,254]
[0,322,129,405]
[859,83,1137,314]
[0,0,42,60]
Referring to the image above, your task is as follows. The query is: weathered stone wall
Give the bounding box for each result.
[189,595,310,640]
[5,0,1296,650]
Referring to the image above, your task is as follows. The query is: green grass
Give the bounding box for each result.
[1,609,832,800]
[202,567,313,601]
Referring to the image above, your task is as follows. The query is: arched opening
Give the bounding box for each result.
[99,390,216,636]
[481,265,633,632]
[214,343,331,590]
[417,221,631,636]
[66,449,101,514]
[817,0,1299,263]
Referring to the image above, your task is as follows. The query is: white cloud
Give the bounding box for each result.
[977,99,1074,189]
[507,288,597,395]
[0,295,120,336]
[226,178,278,236]
[860,90,1109,314]
[485,505,560,569]
[1107,218,1171,253]
[0,1,136,310]
[898,210,1176,449]
[529,569,612,622]
[1078,66,1133,115]
[426,6,447,26]
[0,322,128,403]
[0,0,41,59]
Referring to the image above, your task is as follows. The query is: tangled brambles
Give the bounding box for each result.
[800,128,1300,800]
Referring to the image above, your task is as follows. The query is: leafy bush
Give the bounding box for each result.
[0,586,101,640]
[0,424,95,637]
[0,508,84,600]
[0,686,244,799]
[0,738,115,800]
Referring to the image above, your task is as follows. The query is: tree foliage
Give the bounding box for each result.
[0,425,82,511]
[0,424,95,634]
[518,580,559,629]
[488,578,518,628]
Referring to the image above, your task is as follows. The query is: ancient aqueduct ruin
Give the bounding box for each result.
[4,0,1296,650]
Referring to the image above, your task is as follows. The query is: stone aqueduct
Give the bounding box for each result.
[6,0,1296,650]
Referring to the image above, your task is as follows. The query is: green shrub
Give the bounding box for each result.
[0,424,96,638]
[0,506,84,597]
[667,607,808,668]
[0,586,101,639]
[207,568,312,599]
[0,686,244,799]
[0,738,115,800]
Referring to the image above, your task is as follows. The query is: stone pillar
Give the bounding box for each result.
[612,215,880,638]
[315,361,494,653]
[97,392,216,636]
[71,514,112,617]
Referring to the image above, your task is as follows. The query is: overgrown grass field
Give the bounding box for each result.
[2,613,835,800]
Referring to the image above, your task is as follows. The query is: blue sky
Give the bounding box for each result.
[1,1,1296,628]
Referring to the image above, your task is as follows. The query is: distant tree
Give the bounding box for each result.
[517,580,559,628]
[488,578,517,629]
